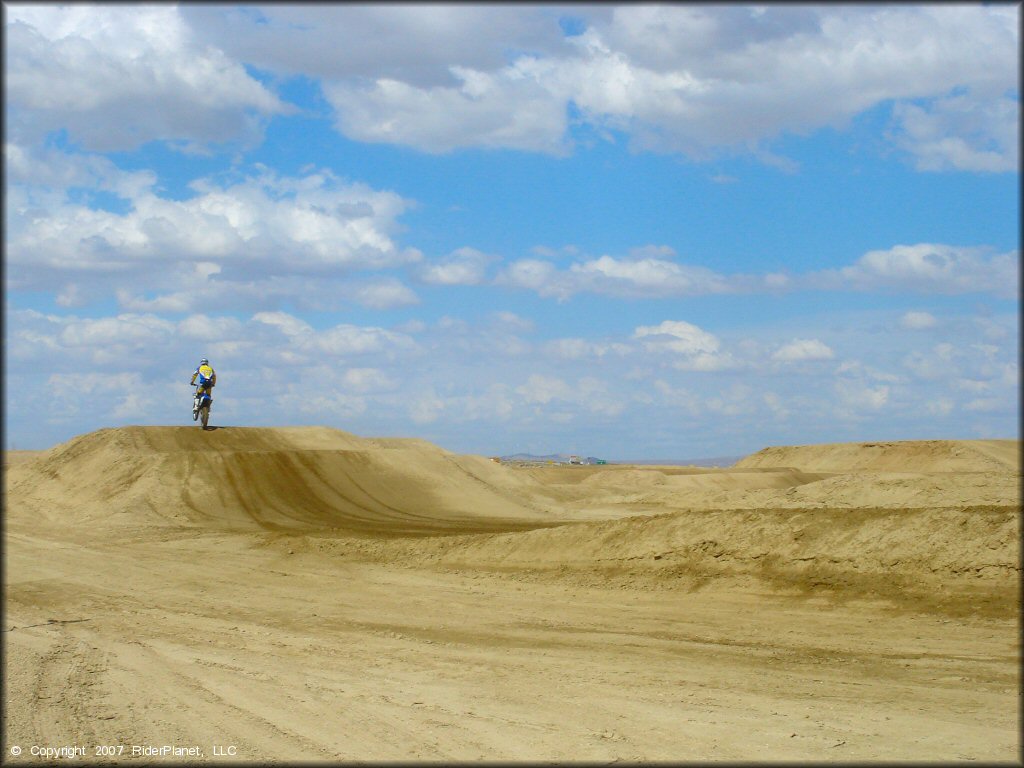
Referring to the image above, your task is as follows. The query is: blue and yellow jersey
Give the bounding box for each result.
[191,364,216,389]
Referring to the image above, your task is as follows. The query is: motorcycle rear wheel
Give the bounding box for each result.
[200,404,210,428]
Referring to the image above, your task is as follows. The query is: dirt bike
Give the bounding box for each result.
[191,384,213,429]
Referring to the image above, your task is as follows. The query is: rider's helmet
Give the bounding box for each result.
[200,358,209,365]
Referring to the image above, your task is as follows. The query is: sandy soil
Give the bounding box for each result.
[3,426,1020,763]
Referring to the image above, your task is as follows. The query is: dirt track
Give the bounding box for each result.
[4,427,1020,762]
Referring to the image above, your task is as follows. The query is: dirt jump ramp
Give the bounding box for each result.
[5,426,560,535]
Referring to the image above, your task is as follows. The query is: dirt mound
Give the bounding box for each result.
[366,502,1018,616]
[5,426,559,534]
[734,439,1020,473]
[577,467,831,492]
[3,450,41,468]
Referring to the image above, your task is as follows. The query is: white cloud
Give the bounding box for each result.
[350,279,420,309]
[498,242,1016,302]
[889,93,1019,173]
[925,398,954,416]
[496,259,567,299]
[311,324,415,358]
[955,379,991,394]
[6,5,287,150]
[836,380,890,411]
[772,339,834,362]
[7,164,422,313]
[964,397,1006,413]
[7,300,1017,454]
[568,254,731,297]
[544,338,630,361]
[762,392,791,420]
[634,320,720,356]
[8,5,1016,168]
[819,244,1019,298]
[5,142,157,198]
[409,388,446,424]
[633,321,741,373]
[515,374,575,405]
[230,5,1020,168]
[325,66,570,155]
[673,352,741,373]
[416,247,496,286]
[7,309,417,376]
[182,5,567,88]
[342,368,397,393]
[900,311,938,330]
[903,350,952,381]
[10,164,414,274]
[57,314,175,348]
[705,384,757,417]
[175,314,245,341]
[294,392,367,419]
[274,320,416,365]
[490,311,535,333]
[252,311,313,337]
[497,250,766,300]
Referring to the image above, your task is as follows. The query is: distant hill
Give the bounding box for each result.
[499,453,608,465]
[498,452,741,467]
[617,456,744,468]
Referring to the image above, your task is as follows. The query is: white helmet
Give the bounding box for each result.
[200,358,209,365]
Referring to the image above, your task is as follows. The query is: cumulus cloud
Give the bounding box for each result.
[814,244,1019,299]
[632,320,739,372]
[567,254,730,298]
[182,5,568,88]
[342,368,397,393]
[634,320,720,356]
[495,258,566,299]
[543,338,631,361]
[900,311,939,330]
[497,242,1017,302]
[57,314,176,349]
[5,5,287,150]
[7,301,1017,453]
[7,162,422,312]
[772,339,835,362]
[516,374,576,405]
[889,92,1019,173]
[964,397,1005,414]
[416,247,497,286]
[489,311,535,333]
[242,4,1020,168]
[349,279,420,309]
[249,312,417,359]
[835,380,890,411]
[325,66,571,155]
[7,309,419,384]
[8,5,1015,167]
[496,247,785,300]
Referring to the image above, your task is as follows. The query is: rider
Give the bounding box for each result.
[190,358,216,416]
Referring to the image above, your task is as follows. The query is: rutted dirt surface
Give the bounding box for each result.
[4,427,1020,762]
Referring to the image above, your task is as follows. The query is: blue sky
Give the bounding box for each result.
[4,4,1019,458]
